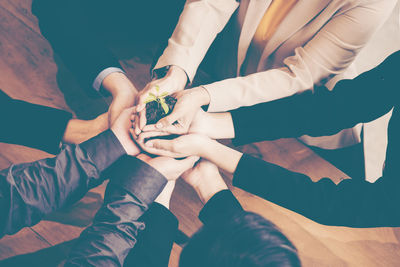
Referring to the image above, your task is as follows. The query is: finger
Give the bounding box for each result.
[140,145,182,158]
[160,123,187,135]
[135,113,142,135]
[139,108,147,130]
[137,131,171,144]
[141,138,183,157]
[136,103,146,112]
[156,112,180,129]
[142,124,159,132]
[145,138,176,152]
[129,128,138,140]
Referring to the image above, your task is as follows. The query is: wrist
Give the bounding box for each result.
[195,86,211,107]
[102,72,137,98]
[195,178,228,204]
[206,112,235,139]
[111,128,140,156]
[197,136,216,158]
[166,65,188,91]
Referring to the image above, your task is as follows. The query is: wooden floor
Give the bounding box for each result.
[0,1,399,266]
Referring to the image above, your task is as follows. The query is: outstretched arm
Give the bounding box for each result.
[0,130,126,237]
[0,108,139,237]
[64,156,168,267]
[186,50,399,143]
[230,51,399,145]
[65,155,198,267]
[233,154,400,227]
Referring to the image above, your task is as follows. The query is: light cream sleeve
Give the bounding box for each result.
[203,0,397,112]
[153,0,239,82]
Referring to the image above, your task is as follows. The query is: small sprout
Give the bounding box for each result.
[144,85,170,114]
[159,98,169,114]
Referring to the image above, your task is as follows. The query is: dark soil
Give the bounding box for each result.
[145,95,177,125]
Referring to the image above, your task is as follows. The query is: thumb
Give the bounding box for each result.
[156,111,180,129]
[146,138,175,152]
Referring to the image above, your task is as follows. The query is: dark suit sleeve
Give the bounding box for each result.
[233,154,400,227]
[65,156,168,267]
[199,189,244,225]
[0,89,72,154]
[0,130,125,237]
[32,0,122,95]
[230,52,399,146]
[123,203,178,267]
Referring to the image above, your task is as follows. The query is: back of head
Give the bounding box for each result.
[179,212,301,267]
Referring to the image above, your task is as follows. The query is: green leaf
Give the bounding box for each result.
[149,92,157,98]
[160,92,168,98]
[160,100,169,114]
[155,85,160,92]
[144,95,157,104]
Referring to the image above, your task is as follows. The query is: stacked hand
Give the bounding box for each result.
[111,68,241,208]
[137,153,199,209]
[135,65,189,134]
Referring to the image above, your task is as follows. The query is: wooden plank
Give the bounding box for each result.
[0,239,74,267]
[0,228,50,261]
[0,2,108,119]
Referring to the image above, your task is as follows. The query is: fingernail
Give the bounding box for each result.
[156,123,163,129]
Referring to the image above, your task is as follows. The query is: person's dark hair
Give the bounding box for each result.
[179,212,301,267]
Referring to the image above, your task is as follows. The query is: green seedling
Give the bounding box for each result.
[144,85,170,114]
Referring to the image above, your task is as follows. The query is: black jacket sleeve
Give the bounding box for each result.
[199,189,244,225]
[233,154,400,227]
[230,51,399,146]
[123,203,178,267]
[65,156,168,267]
[0,130,125,237]
[0,89,72,154]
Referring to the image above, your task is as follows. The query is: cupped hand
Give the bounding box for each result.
[141,87,211,136]
[137,153,199,180]
[110,107,140,156]
[135,66,188,134]
[102,72,137,126]
[134,132,212,158]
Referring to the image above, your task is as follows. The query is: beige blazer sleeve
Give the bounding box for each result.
[204,0,397,112]
[153,0,239,82]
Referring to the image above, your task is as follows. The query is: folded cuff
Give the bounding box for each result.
[79,130,126,173]
[93,67,125,92]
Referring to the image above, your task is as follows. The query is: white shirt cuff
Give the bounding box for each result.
[93,67,125,91]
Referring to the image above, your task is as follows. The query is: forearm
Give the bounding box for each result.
[124,203,178,267]
[0,130,125,237]
[200,139,242,174]
[233,154,400,227]
[191,111,235,139]
[65,156,167,266]
[0,91,72,154]
[230,52,398,145]
[154,0,239,82]
[204,0,397,113]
